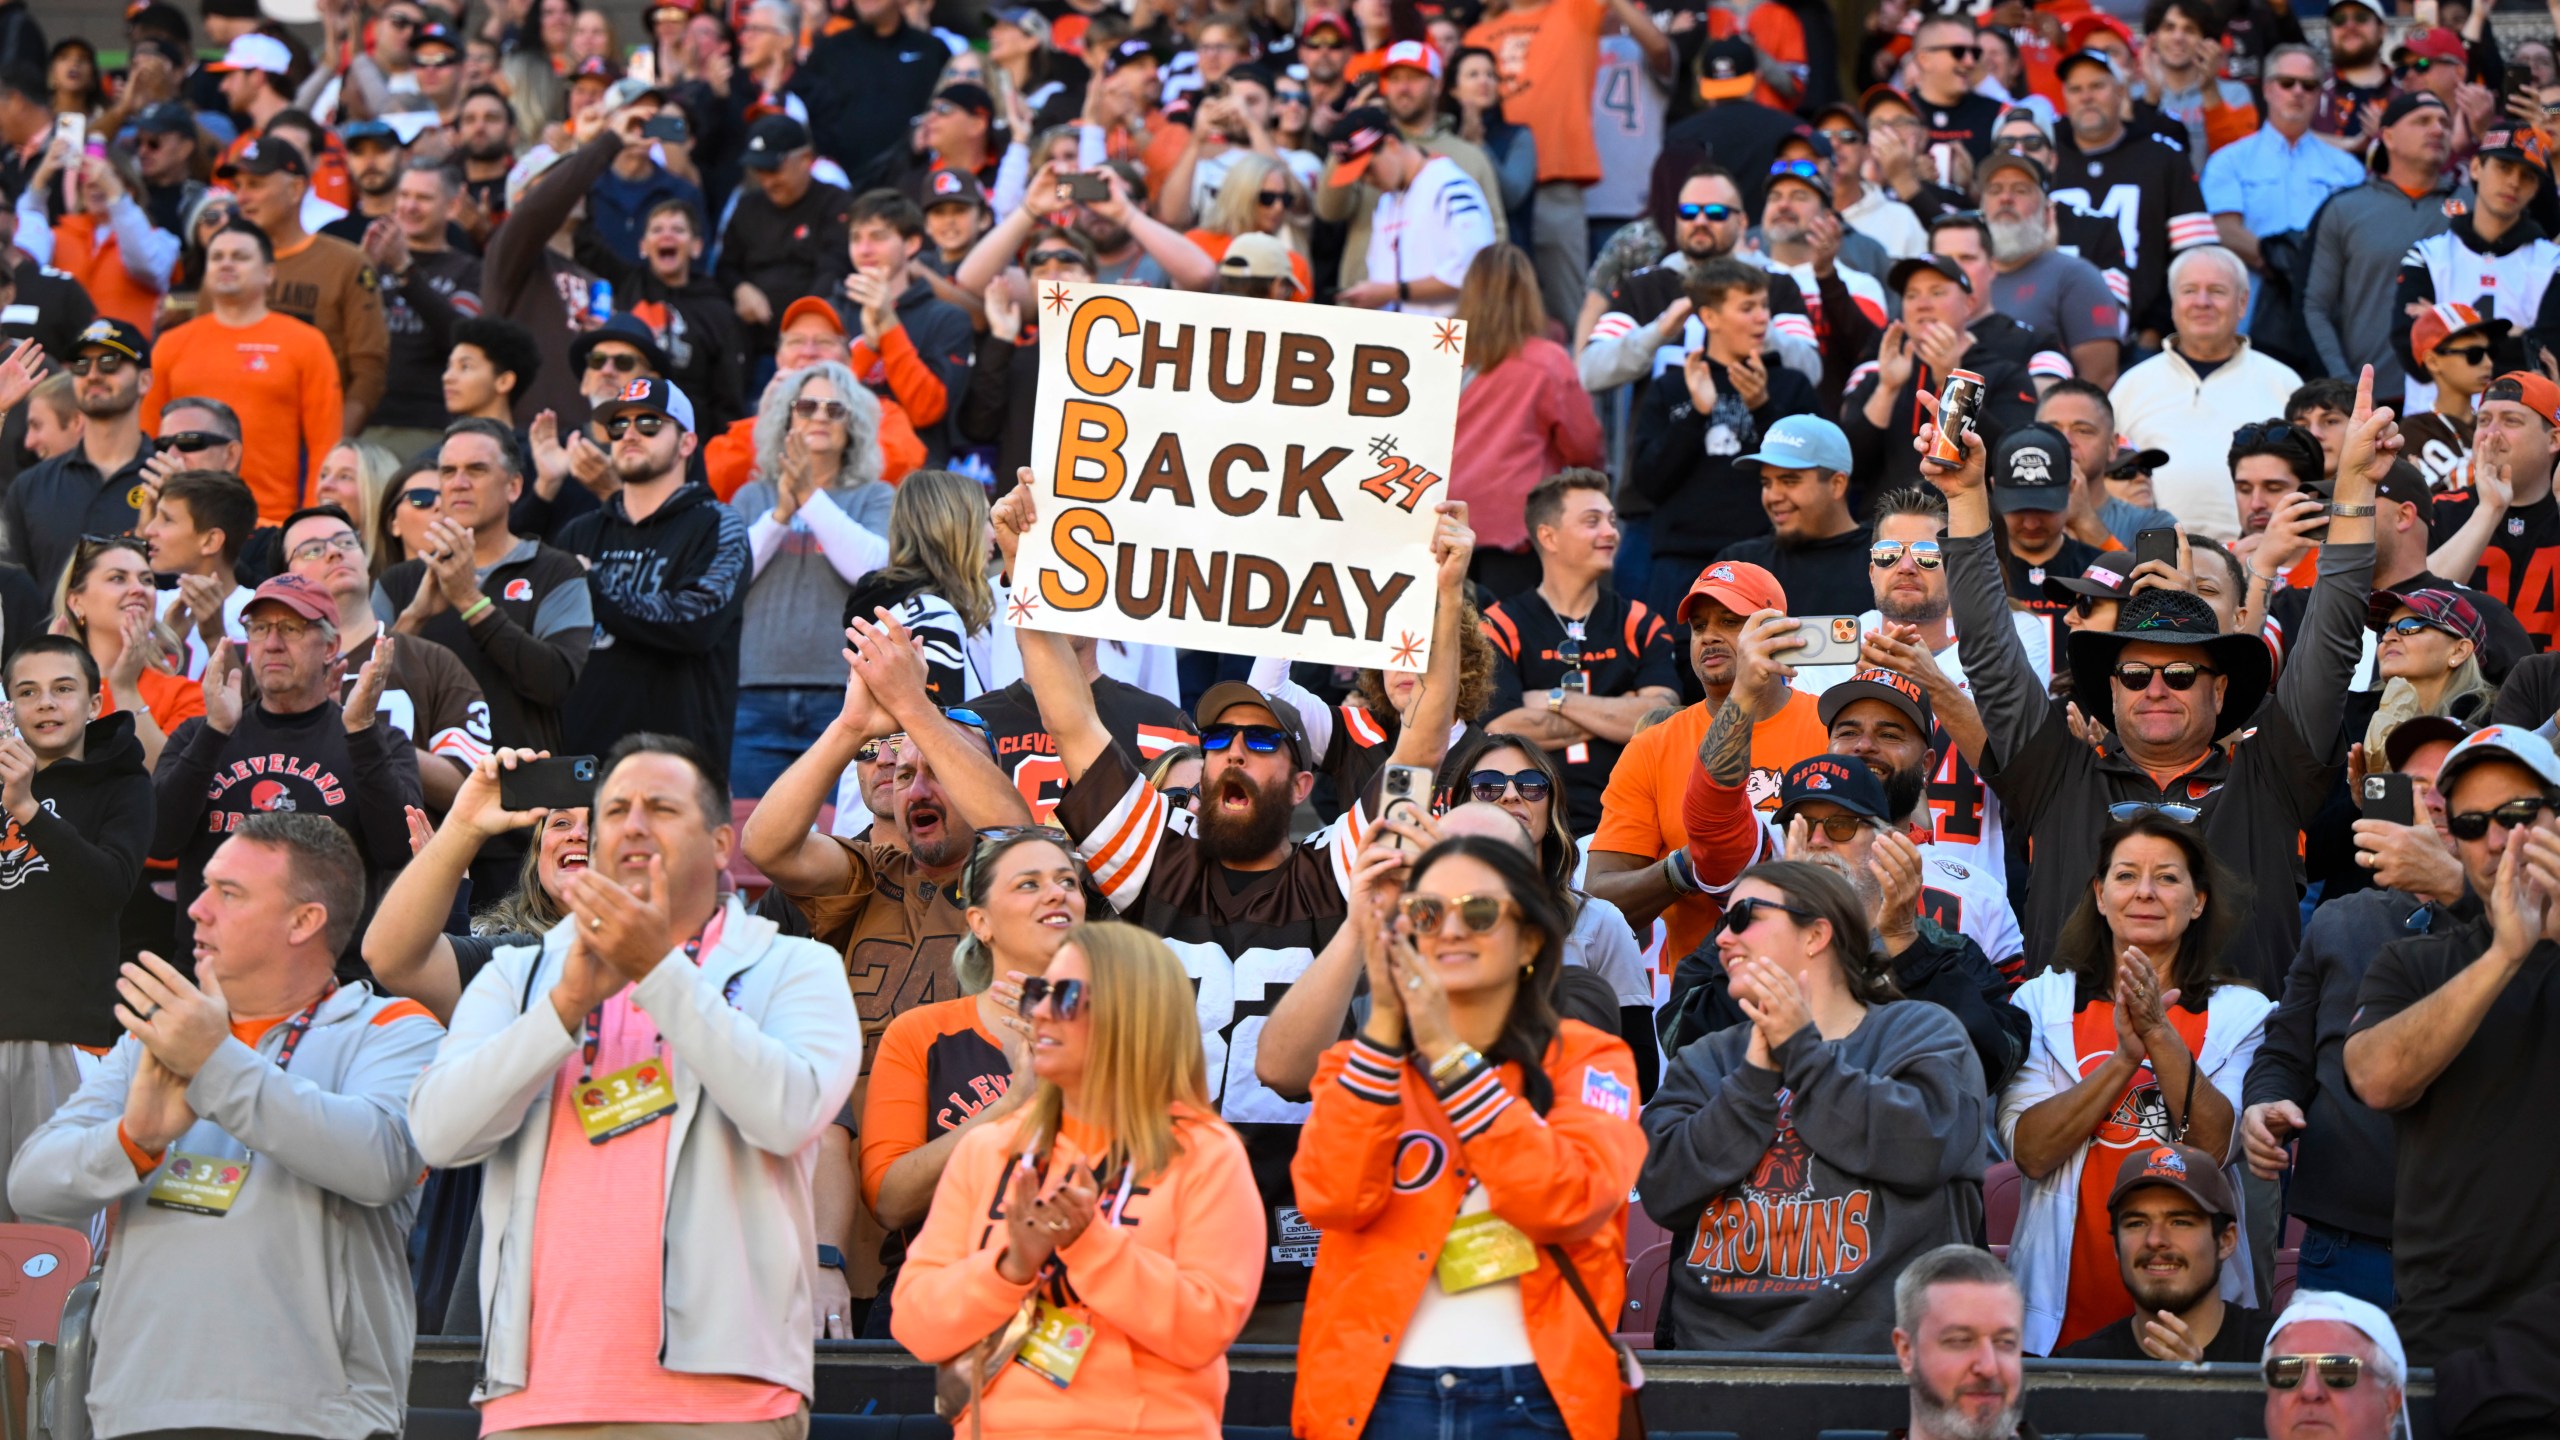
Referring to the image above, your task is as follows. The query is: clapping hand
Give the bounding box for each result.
[116,951,233,1081]
[1729,952,1814,1066]
[341,636,395,734]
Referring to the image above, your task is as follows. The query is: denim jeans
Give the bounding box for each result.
[1361,1363,1570,1440]
[730,687,841,799]
[2296,1220,2396,1311]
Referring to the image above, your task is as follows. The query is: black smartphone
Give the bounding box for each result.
[500,755,599,812]
[1064,171,1113,203]
[2360,772,2417,828]
[641,112,690,144]
[2133,527,2179,572]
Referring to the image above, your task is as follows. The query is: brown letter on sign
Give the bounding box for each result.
[1229,554,1290,628]
[1273,333,1334,407]
[1348,344,1411,418]
[1208,444,1270,517]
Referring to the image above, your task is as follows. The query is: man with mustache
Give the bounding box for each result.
[1891,1244,2034,1440]
[2055,1143,2272,1361]
[996,475,1473,1341]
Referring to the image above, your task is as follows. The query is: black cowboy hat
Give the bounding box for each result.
[2065,589,2271,740]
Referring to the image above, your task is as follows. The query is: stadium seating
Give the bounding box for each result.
[1984,1161,2023,1261]
[0,1226,90,1346]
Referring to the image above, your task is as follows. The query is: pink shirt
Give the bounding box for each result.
[479,913,802,1433]
[1451,337,1605,553]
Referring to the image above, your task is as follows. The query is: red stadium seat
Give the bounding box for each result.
[0,1225,91,1345]
[1624,1192,1672,1258]
[0,1337,24,1440]
[1984,1161,2024,1249]
[2272,1248,2301,1311]
[1620,1240,1672,1335]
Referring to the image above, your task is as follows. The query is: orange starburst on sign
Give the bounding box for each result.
[1389,630,1423,666]
[1432,320,1463,355]
[1008,589,1040,624]
[1043,283,1074,314]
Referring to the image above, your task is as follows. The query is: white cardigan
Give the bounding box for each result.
[1995,968,2273,1357]
[2108,337,2305,542]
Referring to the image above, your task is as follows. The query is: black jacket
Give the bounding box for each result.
[376,537,593,752]
[711,178,853,350]
[1629,350,1826,562]
[0,713,153,1047]
[799,22,948,180]
[1660,915,2029,1095]
[1841,322,2041,498]
[1718,524,1877,617]
[961,326,1038,485]
[559,482,751,766]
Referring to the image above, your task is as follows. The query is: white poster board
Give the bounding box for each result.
[1008,282,1465,670]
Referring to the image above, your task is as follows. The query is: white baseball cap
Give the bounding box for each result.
[209,32,294,76]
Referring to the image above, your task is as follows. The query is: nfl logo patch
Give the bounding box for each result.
[504,578,533,601]
[1581,1066,1631,1120]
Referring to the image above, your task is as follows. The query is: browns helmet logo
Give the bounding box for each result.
[250,779,297,812]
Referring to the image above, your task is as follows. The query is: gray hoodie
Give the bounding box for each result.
[2302,173,2465,401]
[1639,999,1987,1354]
[10,983,442,1440]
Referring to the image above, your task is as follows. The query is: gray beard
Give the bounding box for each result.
[1765,219,1808,247]
[1909,1372,2026,1440]
[1988,216,2045,265]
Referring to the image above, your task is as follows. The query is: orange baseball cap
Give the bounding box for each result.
[1680,559,1787,624]
[2485,371,2560,426]
[779,295,845,336]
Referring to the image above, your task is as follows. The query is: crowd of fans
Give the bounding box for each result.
[8,0,2560,1437]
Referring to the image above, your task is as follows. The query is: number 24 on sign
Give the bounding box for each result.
[1359,447,1439,512]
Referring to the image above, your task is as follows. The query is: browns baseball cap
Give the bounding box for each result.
[245,573,336,625]
[1772,754,1894,827]
[2409,300,2510,367]
[2107,1142,2237,1219]
[217,136,309,180]
[1194,681,1312,766]
[1697,38,1758,101]
[1326,106,1397,187]
[779,295,846,337]
[1680,559,1786,624]
[1818,667,1933,735]
[1380,39,1441,79]
[2484,370,2560,425]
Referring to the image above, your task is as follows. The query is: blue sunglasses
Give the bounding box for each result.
[1202,722,1290,755]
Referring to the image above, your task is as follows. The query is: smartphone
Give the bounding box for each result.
[1379,763,1433,851]
[0,701,17,744]
[1784,615,1865,668]
[500,755,599,813]
[1930,141,1954,187]
[2133,527,2179,573]
[1064,171,1113,203]
[627,47,659,88]
[53,112,82,210]
[641,111,690,144]
[2360,772,2418,828]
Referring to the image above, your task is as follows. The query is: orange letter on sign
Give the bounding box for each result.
[1042,507,1114,611]
[1054,399,1129,502]
[1065,295,1137,395]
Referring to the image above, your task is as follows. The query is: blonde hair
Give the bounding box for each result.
[324,440,405,578]
[1020,921,1217,1181]
[880,470,996,636]
[1204,151,1288,238]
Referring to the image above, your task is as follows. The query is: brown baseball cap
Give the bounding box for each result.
[2107,1141,2237,1220]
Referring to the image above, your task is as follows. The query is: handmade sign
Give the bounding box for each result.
[1010,282,1465,670]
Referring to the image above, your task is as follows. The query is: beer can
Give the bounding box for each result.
[1929,368,1985,467]
[587,278,615,326]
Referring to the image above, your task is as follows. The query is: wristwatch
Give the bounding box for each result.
[1547,686,1566,712]
[816,1244,846,1273]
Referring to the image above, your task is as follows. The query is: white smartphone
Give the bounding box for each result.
[52,112,83,210]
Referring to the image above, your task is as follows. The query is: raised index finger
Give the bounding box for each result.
[2354,363,2374,426]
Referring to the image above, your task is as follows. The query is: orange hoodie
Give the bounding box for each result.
[1292,1022,1644,1440]
[891,1103,1264,1439]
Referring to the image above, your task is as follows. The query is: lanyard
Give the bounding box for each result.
[577,933,708,1084]
[268,985,335,1073]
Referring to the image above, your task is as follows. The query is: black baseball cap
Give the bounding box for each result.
[74,318,149,364]
[411,19,461,57]
[1772,755,1894,828]
[1887,254,1971,295]
[1990,423,2073,513]
[2042,558,2134,605]
[1817,667,1934,736]
[2054,48,2121,85]
[134,101,197,137]
[741,114,811,169]
[216,136,309,180]
[936,81,995,119]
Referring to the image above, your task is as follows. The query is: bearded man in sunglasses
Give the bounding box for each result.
[1,318,153,594]
[1938,363,2388,998]
[2347,724,2560,1365]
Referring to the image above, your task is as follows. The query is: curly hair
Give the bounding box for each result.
[1353,595,1496,726]
[751,361,883,494]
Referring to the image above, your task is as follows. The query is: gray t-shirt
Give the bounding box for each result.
[1992,248,2122,353]
[733,478,897,688]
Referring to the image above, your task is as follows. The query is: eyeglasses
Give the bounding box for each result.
[244,617,316,641]
[792,397,848,420]
[1017,975,1087,1021]
[2380,615,2453,638]
[288,532,366,564]
[2266,74,2319,91]
[602,414,671,439]
[2262,1354,2366,1391]
[585,351,646,373]
[67,353,129,376]
[1872,538,1944,570]
[1276,89,1309,104]
[1397,891,1520,935]
[1202,722,1291,754]
[1928,43,1983,61]
[2108,800,2202,823]
[2004,133,2053,152]
[2447,795,2558,841]
[1027,248,1087,269]
[1816,127,1863,145]
[1162,784,1200,809]
[2110,661,2219,692]
[1717,895,1812,936]
[1677,202,1737,222]
[1468,768,1553,803]
[160,430,229,453]
[400,486,441,509]
[2436,344,2493,365]
[1257,188,1293,207]
[856,732,905,764]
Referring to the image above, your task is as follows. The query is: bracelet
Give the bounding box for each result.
[1662,846,1704,897]
[1397,279,1410,302]
[1428,1043,1485,1092]
[2249,570,2278,590]
[459,596,495,623]
[2327,503,2375,517]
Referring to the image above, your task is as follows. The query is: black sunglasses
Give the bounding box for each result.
[1789,812,1875,842]
[1718,895,1811,936]
[68,353,130,376]
[1202,722,1290,754]
[2436,344,2493,365]
[160,430,229,453]
[2231,421,2307,451]
[1162,784,1200,809]
[602,414,671,439]
[1018,975,1087,1021]
[585,351,646,373]
[2110,661,2219,692]
[2108,800,2202,823]
[1678,202,1737,222]
[1256,188,1294,208]
[1027,248,1087,269]
[2447,795,2557,841]
[2266,73,2319,91]
[1872,538,1944,570]
[2262,1354,2366,1391]
[1556,632,1584,666]
[1930,43,1982,60]
[1468,768,1553,803]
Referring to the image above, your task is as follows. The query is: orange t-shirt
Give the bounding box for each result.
[139,310,345,524]
[51,216,164,337]
[2057,997,2214,1351]
[1592,687,1829,964]
[1183,229,1314,300]
[1465,0,1608,183]
[856,993,1011,1212]
[99,668,208,736]
[475,912,803,1432]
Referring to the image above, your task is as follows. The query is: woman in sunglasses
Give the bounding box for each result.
[2361,588,2495,765]
[860,827,1091,1338]
[730,361,894,797]
[1639,858,1987,1353]
[1186,152,1315,298]
[2001,812,2269,1356]
[895,920,1265,1437]
[51,533,198,771]
[379,459,446,569]
[1294,836,1643,1440]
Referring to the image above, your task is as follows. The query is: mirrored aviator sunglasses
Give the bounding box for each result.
[2262,1354,2364,1391]
[2108,800,2201,824]
[1017,975,1087,1021]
